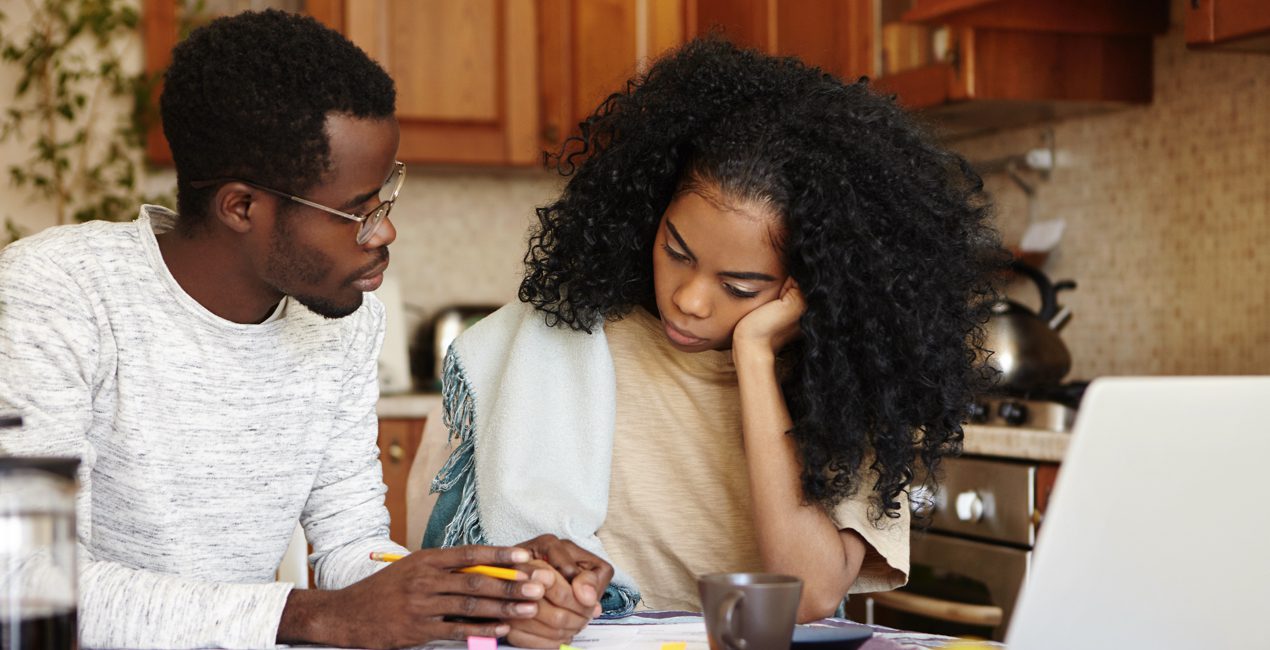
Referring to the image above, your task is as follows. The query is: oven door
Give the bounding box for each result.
[855,532,1030,641]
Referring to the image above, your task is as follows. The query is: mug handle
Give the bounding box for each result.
[719,590,747,650]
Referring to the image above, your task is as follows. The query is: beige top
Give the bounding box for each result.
[596,308,909,612]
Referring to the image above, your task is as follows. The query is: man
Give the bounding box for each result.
[0,10,607,649]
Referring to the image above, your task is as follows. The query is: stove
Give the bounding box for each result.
[848,386,1085,639]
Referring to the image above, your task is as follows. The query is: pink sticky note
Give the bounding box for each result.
[467,636,497,650]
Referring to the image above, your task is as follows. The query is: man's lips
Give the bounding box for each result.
[350,260,389,292]
[664,319,706,346]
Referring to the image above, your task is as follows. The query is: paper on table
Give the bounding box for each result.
[417,621,710,649]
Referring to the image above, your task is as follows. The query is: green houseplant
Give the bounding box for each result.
[0,0,178,240]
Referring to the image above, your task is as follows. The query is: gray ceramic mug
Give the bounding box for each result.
[698,573,803,650]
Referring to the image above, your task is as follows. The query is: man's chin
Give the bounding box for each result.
[294,291,364,319]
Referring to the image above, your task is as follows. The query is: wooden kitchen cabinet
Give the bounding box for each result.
[1186,0,1270,52]
[875,0,1169,138]
[689,0,876,83]
[539,0,687,153]
[687,0,1168,139]
[143,0,1173,163]
[378,416,425,548]
[871,25,1158,138]
[340,0,539,165]
[143,0,539,166]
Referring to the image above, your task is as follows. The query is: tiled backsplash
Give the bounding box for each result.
[952,2,1269,379]
[385,168,562,335]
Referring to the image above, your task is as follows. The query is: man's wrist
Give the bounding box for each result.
[279,587,339,646]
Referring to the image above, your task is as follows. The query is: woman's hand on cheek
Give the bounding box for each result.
[732,278,805,357]
[504,560,596,648]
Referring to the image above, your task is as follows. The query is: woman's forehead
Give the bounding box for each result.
[666,190,785,272]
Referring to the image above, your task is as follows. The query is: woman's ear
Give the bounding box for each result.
[210,182,259,235]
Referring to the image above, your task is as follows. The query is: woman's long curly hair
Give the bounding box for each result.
[520,38,1004,520]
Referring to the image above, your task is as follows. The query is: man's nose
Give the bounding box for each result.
[365,215,397,249]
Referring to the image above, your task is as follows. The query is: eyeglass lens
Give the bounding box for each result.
[379,164,404,202]
[357,165,404,244]
[356,204,388,244]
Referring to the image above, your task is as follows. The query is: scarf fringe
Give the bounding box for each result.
[430,347,488,547]
[428,336,641,616]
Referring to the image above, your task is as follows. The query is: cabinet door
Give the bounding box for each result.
[142,0,538,166]
[689,0,876,82]
[540,0,686,152]
[343,0,539,165]
[378,417,425,547]
[1186,0,1270,51]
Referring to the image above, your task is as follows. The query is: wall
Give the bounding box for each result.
[951,0,1270,379]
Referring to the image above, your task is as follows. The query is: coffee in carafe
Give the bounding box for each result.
[0,438,80,650]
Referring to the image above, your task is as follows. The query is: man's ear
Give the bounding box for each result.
[210,182,260,235]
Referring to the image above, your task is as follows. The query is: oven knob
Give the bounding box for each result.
[998,400,1029,426]
[968,401,990,424]
[955,490,984,522]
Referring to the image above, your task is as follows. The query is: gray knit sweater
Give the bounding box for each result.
[0,206,408,649]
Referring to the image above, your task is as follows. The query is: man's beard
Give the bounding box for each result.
[265,218,386,319]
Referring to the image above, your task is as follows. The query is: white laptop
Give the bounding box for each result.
[1006,377,1270,649]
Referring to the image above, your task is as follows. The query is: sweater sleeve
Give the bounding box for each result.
[831,471,911,594]
[0,245,293,650]
[302,296,410,590]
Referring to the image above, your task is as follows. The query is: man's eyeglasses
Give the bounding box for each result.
[190,161,406,245]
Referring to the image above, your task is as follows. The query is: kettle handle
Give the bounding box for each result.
[1009,260,1060,323]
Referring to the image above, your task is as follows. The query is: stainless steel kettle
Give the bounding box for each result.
[981,261,1077,394]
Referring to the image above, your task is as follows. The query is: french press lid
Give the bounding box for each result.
[0,414,80,479]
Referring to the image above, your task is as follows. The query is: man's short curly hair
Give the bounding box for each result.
[520,38,1005,521]
[160,9,395,230]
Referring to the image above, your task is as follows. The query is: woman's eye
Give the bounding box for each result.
[725,284,759,299]
[662,244,691,263]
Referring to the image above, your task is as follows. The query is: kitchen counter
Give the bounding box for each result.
[376,395,1070,463]
[962,424,1069,463]
[376,392,442,419]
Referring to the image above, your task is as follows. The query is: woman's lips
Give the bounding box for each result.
[664,319,706,346]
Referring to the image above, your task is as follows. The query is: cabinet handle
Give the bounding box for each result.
[388,441,404,463]
[870,591,1003,627]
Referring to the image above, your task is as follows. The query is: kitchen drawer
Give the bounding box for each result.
[378,417,425,548]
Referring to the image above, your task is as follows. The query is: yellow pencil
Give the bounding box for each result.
[367,554,523,582]
[458,564,523,581]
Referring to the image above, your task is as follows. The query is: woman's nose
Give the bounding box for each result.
[673,276,712,319]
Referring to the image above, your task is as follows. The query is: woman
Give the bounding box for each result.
[421,38,1002,647]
